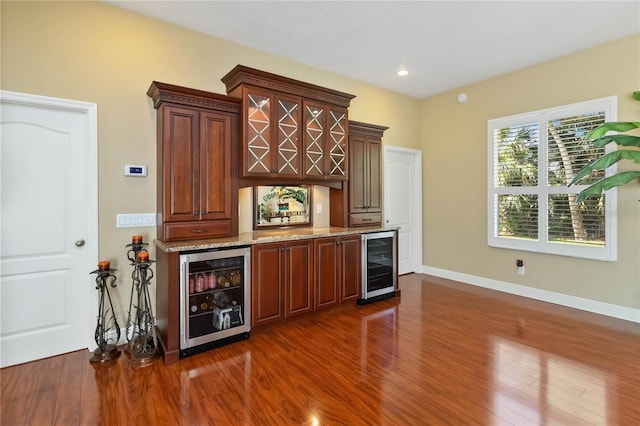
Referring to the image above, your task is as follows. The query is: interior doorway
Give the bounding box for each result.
[383,146,422,275]
[0,91,98,367]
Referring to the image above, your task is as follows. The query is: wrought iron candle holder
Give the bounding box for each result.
[89,264,121,364]
[125,237,148,353]
[125,246,160,367]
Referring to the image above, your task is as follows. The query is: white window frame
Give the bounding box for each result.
[487,96,617,261]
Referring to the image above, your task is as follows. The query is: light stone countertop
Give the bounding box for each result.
[154,226,395,252]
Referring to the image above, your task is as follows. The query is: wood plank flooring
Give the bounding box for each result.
[2,273,639,425]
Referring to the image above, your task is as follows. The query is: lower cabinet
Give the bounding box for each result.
[252,235,362,327]
[251,239,313,327]
[314,235,361,310]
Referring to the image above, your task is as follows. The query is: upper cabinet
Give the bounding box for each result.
[222,65,355,186]
[236,86,302,178]
[302,101,349,181]
[147,82,240,242]
[330,121,388,228]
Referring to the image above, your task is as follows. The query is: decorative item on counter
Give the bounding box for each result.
[89,264,121,364]
[124,240,159,368]
[132,235,143,244]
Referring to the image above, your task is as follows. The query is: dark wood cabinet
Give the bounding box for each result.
[302,101,349,181]
[339,235,361,302]
[148,82,240,241]
[251,239,313,327]
[330,121,388,227]
[222,65,355,187]
[314,234,361,310]
[233,86,302,178]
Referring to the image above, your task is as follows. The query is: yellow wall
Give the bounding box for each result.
[2,1,638,318]
[421,34,640,309]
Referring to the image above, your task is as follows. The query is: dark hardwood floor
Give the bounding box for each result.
[2,273,639,425]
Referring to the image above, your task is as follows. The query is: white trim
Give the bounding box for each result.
[1,90,99,351]
[420,265,640,324]
[487,96,618,262]
[384,145,422,274]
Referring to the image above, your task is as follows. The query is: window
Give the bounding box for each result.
[488,97,617,261]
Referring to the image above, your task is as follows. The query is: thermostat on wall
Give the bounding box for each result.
[124,164,147,177]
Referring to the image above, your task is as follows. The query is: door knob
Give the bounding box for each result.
[75,239,85,247]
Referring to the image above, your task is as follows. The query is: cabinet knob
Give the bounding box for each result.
[194,211,199,216]
[280,247,286,252]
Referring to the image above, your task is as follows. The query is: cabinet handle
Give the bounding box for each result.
[194,211,199,216]
[280,247,286,252]
[362,218,372,222]
[191,229,207,233]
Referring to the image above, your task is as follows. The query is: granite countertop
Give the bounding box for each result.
[154,226,395,252]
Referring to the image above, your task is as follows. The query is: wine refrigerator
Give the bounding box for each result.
[358,231,397,304]
[179,246,251,357]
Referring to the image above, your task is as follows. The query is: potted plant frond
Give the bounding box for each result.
[569,91,640,201]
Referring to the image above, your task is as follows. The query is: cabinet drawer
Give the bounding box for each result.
[349,213,382,227]
[162,220,232,241]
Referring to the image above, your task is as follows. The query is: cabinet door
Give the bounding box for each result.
[199,111,233,220]
[285,240,313,317]
[274,94,302,178]
[314,237,339,310]
[349,134,367,214]
[251,243,285,326]
[162,105,199,222]
[326,106,348,181]
[339,236,361,302]
[242,87,274,177]
[366,136,382,213]
[303,101,326,179]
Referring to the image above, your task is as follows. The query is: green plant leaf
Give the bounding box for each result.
[633,91,640,101]
[576,171,640,202]
[591,134,640,147]
[569,150,640,185]
[588,122,640,139]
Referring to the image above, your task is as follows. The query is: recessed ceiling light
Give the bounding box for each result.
[396,70,409,77]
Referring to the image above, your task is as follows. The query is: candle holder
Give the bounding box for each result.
[89,266,121,364]
[125,248,159,367]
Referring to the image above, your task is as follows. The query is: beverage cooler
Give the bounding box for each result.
[179,246,251,357]
[359,231,397,304]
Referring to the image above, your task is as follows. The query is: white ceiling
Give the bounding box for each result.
[107,1,640,99]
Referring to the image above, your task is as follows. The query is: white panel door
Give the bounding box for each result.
[384,147,422,275]
[1,91,97,367]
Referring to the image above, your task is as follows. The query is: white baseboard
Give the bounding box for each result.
[420,265,640,324]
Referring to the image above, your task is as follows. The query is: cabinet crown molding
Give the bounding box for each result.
[147,81,241,113]
[221,65,356,108]
[348,120,389,138]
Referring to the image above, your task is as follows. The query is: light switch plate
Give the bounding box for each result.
[116,213,156,228]
[316,204,323,214]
